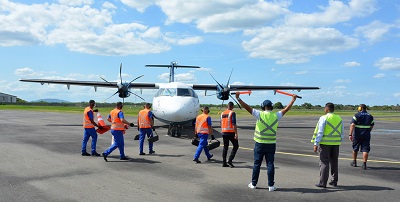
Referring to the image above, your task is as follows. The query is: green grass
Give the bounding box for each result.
[1,105,399,122]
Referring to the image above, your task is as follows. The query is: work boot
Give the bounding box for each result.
[222,162,229,167]
[120,156,129,160]
[102,153,108,162]
[350,160,357,167]
[207,154,213,161]
[149,150,155,154]
[193,158,201,163]
[328,181,337,187]
[81,152,90,156]
[139,153,146,155]
[91,152,100,156]
[227,161,235,168]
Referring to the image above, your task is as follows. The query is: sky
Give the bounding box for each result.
[1,0,399,106]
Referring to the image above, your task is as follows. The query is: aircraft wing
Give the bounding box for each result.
[191,84,319,91]
[19,79,159,89]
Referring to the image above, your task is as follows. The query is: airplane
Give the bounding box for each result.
[19,61,320,136]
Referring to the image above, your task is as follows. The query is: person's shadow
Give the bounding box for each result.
[277,185,395,193]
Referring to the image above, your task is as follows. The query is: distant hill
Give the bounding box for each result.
[32,98,70,103]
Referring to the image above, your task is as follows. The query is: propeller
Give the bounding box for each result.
[209,68,242,110]
[101,63,145,103]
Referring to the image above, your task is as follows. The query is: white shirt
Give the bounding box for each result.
[314,113,344,146]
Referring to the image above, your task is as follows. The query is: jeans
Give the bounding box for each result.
[222,133,239,163]
[139,128,154,153]
[82,128,98,154]
[194,133,212,159]
[251,142,276,187]
[103,130,125,158]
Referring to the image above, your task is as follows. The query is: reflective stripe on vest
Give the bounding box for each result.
[254,112,278,144]
[83,107,94,128]
[138,109,152,128]
[196,114,210,134]
[311,113,342,145]
[221,110,234,133]
[110,109,125,130]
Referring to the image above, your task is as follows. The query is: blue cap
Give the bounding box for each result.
[261,100,273,108]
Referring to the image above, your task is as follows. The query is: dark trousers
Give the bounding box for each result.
[252,142,276,187]
[222,133,239,163]
[318,145,339,186]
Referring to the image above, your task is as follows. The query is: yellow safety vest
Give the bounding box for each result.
[311,113,342,145]
[254,111,278,144]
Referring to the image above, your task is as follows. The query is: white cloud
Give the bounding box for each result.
[394,92,400,97]
[335,86,347,89]
[355,20,394,43]
[120,0,156,13]
[335,79,351,83]
[58,0,93,6]
[14,68,44,77]
[373,73,385,78]
[242,26,359,64]
[344,61,360,67]
[295,71,308,75]
[375,57,400,70]
[285,0,377,27]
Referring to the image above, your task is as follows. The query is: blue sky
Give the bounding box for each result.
[1,0,399,106]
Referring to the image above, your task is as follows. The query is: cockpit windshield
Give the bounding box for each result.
[155,88,198,98]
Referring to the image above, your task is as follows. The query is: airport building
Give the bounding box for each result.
[0,92,17,103]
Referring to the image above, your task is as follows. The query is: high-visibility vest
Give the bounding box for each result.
[254,111,278,144]
[83,107,94,128]
[221,110,235,133]
[312,113,342,145]
[138,109,152,129]
[196,114,210,134]
[109,109,125,130]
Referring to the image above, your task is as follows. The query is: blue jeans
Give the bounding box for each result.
[103,130,125,158]
[139,128,154,153]
[251,142,276,187]
[82,128,98,154]
[194,133,212,159]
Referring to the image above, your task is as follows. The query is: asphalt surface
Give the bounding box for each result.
[0,110,399,202]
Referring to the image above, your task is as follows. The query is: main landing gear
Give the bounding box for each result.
[168,125,183,137]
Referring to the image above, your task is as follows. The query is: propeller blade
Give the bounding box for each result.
[102,91,119,102]
[100,76,110,83]
[209,73,224,89]
[130,75,144,83]
[119,63,123,84]
[229,94,242,110]
[226,68,234,86]
[128,91,145,101]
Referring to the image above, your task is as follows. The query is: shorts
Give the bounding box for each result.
[352,136,370,153]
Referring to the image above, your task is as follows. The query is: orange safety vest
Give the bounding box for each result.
[109,109,125,130]
[196,114,210,134]
[138,109,152,129]
[83,107,94,128]
[221,110,235,133]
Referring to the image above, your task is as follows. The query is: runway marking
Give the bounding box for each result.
[223,145,400,165]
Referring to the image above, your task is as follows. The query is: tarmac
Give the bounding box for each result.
[0,110,399,202]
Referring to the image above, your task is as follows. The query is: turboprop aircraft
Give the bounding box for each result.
[20,61,319,136]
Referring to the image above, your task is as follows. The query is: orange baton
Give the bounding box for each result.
[275,90,302,99]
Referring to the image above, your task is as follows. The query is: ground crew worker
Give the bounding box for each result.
[102,102,134,161]
[193,106,214,163]
[312,102,344,188]
[236,93,297,192]
[81,100,103,156]
[220,101,239,168]
[349,104,374,170]
[138,103,155,155]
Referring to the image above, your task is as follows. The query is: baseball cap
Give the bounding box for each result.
[261,100,273,108]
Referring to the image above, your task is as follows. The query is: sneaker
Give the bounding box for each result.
[350,160,357,167]
[193,158,201,163]
[81,152,90,156]
[248,183,256,189]
[102,153,108,162]
[149,150,155,154]
[207,154,213,161]
[268,185,277,192]
[227,161,235,168]
[361,163,367,170]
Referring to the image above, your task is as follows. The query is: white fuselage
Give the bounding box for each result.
[152,82,200,125]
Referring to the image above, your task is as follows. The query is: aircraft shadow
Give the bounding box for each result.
[277,185,395,193]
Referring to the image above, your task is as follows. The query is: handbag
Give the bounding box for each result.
[207,139,220,150]
[191,138,199,146]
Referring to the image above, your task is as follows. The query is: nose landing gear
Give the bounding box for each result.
[168,125,183,137]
